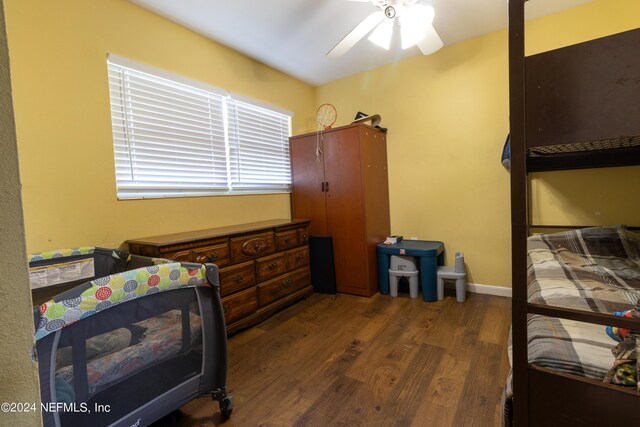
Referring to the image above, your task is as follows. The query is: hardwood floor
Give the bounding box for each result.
[175,290,511,426]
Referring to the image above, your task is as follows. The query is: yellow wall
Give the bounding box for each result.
[316,0,640,287]
[5,0,640,286]
[4,0,316,253]
[530,167,640,225]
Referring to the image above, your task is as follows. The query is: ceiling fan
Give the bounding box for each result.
[327,0,443,58]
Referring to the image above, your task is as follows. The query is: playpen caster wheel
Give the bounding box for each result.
[219,396,233,419]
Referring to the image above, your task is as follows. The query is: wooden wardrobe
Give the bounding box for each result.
[289,123,390,297]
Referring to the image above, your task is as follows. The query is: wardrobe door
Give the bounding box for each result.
[290,134,327,235]
[323,127,368,294]
[359,127,391,295]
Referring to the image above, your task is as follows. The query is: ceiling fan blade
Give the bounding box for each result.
[327,11,385,58]
[416,25,443,55]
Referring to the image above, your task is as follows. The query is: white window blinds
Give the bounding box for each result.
[227,98,292,193]
[107,55,292,199]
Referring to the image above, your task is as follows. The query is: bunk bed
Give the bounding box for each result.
[507,0,640,425]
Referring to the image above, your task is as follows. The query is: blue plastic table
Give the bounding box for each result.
[377,240,445,302]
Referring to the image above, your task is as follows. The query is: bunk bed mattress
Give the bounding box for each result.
[506,316,615,385]
[527,314,615,378]
[527,226,640,313]
[504,315,616,422]
[56,309,202,395]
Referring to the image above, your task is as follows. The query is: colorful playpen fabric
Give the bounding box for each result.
[29,247,95,263]
[35,262,209,340]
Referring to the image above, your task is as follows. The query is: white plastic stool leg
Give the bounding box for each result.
[455,278,466,302]
[409,280,418,299]
[437,277,444,301]
[390,275,398,297]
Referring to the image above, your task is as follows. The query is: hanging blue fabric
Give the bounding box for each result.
[501,134,511,172]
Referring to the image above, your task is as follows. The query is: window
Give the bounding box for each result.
[107,55,292,199]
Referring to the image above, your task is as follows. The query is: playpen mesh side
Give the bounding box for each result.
[37,288,207,427]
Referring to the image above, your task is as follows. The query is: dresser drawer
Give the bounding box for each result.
[275,230,298,251]
[192,243,230,267]
[256,253,287,282]
[286,246,309,271]
[257,268,310,307]
[165,249,192,262]
[297,227,309,246]
[219,260,256,297]
[221,287,257,325]
[231,232,275,263]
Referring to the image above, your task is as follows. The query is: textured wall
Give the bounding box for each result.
[0,1,41,424]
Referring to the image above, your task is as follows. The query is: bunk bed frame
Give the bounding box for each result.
[509,0,640,425]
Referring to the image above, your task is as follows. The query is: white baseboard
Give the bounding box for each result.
[466,282,512,298]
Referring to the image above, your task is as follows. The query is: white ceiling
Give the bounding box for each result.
[128,0,594,86]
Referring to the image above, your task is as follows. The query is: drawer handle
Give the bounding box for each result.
[195,253,219,264]
[233,274,244,284]
[284,236,292,243]
[242,238,268,256]
[301,234,308,241]
[267,262,278,270]
[295,253,304,261]
[283,279,293,288]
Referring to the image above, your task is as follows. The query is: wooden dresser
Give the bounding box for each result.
[125,219,313,334]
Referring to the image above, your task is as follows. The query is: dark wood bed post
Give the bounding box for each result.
[508,0,529,425]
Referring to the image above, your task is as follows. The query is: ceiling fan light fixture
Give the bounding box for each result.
[400,21,427,49]
[367,18,394,50]
[328,0,443,57]
[400,4,434,49]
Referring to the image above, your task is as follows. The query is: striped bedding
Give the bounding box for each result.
[527,315,615,378]
[506,315,615,386]
[527,225,640,312]
[503,315,620,427]
[505,226,640,411]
